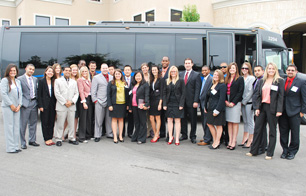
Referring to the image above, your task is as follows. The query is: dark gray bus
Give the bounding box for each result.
[0,21,291,77]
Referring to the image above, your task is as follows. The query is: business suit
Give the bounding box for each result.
[54,77,79,142]
[160,67,170,138]
[180,70,201,140]
[91,73,113,138]
[251,78,284,157]
[123,76,134,137]
[199,75,213,143]
[278,76,306,156]
[77,77,93,141]
[149,78,164,115]
[37,78,56,142]
[1,78,22,152]
[107,81,130,116]
[129,82,150,143]
[163,79,186,109]
[241,75,255,134]
[18,74,38,146]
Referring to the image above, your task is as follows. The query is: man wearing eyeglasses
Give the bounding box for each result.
[278,65,306,160]
[220,62,228,77]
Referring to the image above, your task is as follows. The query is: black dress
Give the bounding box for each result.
[206,89,226,126]
[166,83,184,118]
[149,79,162,116]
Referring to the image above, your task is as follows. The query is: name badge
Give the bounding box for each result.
[156,90,159,93]
[211,89,217,95]
[129,90,132,95]
[271,85,278,91]
[291,86,298,92]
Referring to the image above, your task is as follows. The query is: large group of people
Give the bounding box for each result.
[1,57,305,161]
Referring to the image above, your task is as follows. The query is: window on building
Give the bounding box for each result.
[90,0,101,2]
[88,21,96,25]
[146,10,154,22]
[134,14,141,21]
[18,18,22,25]
[35,15,50,26]
[171,9,182,22]
[55,18,69,26]
[2,20,10,26]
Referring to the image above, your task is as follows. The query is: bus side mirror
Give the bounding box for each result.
[288,48,294,65]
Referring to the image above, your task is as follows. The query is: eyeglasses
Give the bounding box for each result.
[287,69,295,72]
[221,66,227,68]
[241,67,248,70]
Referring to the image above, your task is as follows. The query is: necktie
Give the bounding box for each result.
[127,77,130,87]
[184,71,189,85]
[200,78,206,98]
[29,77,34,99]
[285,78,291,92]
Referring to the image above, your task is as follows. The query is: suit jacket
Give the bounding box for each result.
[199,75,213,108]
[253,78,285,114]
[204,83,226,113]
[226,76,244,105]
[252,76,263,109]
[150,78,164,100]
[283,76,306,117]
[107,81,130,107]
[179,70,201,107]
[241,75,255,105]
[37,78,56,109]
[54,77,79,112]
[77,78,92,102]
[162,66,170,79]
[91,73,113,107]
[18,74,38,108]
[163,79,185,108]
[129,82,150,108]
[1,78,22,107]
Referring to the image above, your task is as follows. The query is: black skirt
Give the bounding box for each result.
[149,96,161,116]
[166,106,184,118]
[206,110,226,126]
[109,104,126,118]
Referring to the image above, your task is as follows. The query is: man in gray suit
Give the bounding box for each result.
[18,64,39,149]
[54,66,79,146]
[198,65,213,146]
[91,63,113,142]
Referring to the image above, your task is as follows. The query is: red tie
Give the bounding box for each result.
[184,71,189,85]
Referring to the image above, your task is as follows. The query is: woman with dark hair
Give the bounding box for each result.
[1,64,22,153]
[52,63,62,79]
[128,71,150,144]
[225,62,244,150]
[149,65,164,143]
[204,70,226,149]
[163,66,185,146]
[107,69,129,143]
[38,66,56,146]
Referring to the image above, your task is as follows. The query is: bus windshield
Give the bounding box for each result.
[264,49,288,72]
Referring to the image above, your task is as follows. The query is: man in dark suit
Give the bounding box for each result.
[18,64,39,149]
[123,65,134,138]
[179,58,201,143]
[278,65,306,160]
[160,56,170,139]
[253,65,267,154]
[198,65,213,146]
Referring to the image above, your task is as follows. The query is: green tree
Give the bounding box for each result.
[181,4,200,22]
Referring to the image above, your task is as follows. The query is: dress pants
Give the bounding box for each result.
[278,111,300,155]
[94,102,112,138]
[159,109,166,137]
[250,104,278,157]
[55,109,76,141]
[132,106,147,143]
[40,104,56,141]
[78,96,93,140]
[91,99,95,138]
[20,100,38,146]
[200,105,212,143]
[181,105,197,139]
[241,104,254,134]
[123,111,134,137]
[2,107,20,152]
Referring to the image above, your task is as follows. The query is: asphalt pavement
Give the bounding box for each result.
[0,107,305,196]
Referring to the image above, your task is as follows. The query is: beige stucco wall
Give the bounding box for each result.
[0,6,16,25]
[213,0,306,33]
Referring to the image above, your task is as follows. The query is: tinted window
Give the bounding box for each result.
[58,33,96,65]
[134,14,141,21]
[136,34,175,69]
[35,16,50,25]
[97,33,135,69]
[175,35,203,71]
[20,33,58,68]
[146,10,154,22]
[55,18,69,26]
[171,9,182,22]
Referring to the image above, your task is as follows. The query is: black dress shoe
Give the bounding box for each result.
[280,153,287,159]
[16,149,22,152]
[8,150,19,153]
[191,139,197,144]
[69,140,79,145]
[286,153,295,160]
[56,141,62,146]
[21,144,27,149]
[94,138,100,142]
[179,136,188,141]
[29,142,40,147]
[128,135,132,138]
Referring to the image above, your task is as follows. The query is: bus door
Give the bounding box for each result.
[206,31,235,70]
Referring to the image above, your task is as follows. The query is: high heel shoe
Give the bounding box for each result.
[209,144,220,150]
[119,139,124,142]
[175,141,180,146]
[238,139,248,146]
[150,137,159,143]
[168,137,174,145]
[114,140,118,144]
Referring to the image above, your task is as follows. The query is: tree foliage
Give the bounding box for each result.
[181,4,200,22]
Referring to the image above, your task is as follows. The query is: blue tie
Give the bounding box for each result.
[200,78,206,98]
